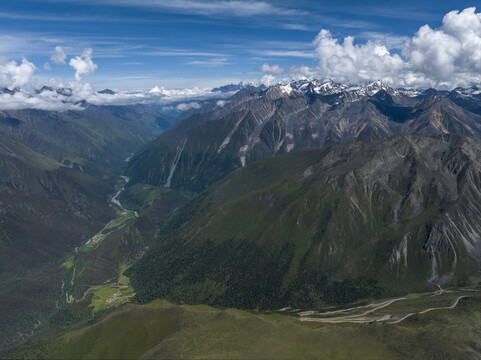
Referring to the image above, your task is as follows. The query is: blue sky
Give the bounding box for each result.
[0,0,479,90]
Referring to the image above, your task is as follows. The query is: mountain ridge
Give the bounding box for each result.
[126,80,481,193]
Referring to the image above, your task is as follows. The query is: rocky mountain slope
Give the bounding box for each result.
[126,80,481,193]
[128,134,481,310]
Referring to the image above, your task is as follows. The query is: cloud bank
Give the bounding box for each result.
[260,7,481,89]
[0,49,236,111]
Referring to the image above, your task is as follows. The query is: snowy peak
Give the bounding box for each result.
[453,85,481,97]
[267,79,481,101]
[275,79,403,98]
[279,79,348,96]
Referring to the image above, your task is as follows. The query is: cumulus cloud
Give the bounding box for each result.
[0,57,36,90]
[43,62,51,71]
[286,65,318,79]
[259,63,284,75]
[403,7,481,83]
[313,29,405,85]
[311,7,481,88]
[261,74,277,86]
[51,46,67,64]
[69,48,98,81]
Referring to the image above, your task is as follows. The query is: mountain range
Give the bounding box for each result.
[126,80,481,193]
[1,80,481,355]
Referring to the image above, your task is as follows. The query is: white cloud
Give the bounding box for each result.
[313,29,405,85]
[0,52,238,111]
[281,23,311,31]
[259,63,284,75]
[403,7,481,83]
[261,50,316,58]
[286,65,318,80]
[43,62,51,71]
[216,100,227,107]
[61,0,307,17]
[261,74,276,86]
[0,57,37,89]
[357,32,409,49]
[176,102,201,111]
[186,57,230,66]
[307,7,481,88]
[0,90,82,111]
[69,48,98,81]
[51,46,67,64]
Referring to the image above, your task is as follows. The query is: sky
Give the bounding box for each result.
[0,0,480,110]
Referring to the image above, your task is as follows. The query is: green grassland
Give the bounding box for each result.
[3,290,481,360]
[61,257,74,269]
[117,184,178,214]
[85,283,134,313]
[104,211,136,230]
[52,178,187,324]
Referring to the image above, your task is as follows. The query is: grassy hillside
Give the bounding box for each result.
[3,291,481,359]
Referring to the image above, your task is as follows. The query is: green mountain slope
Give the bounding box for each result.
[128,134,481,310]
[3,294,481,360]
[0,104,168,173]
[0,133,116,349]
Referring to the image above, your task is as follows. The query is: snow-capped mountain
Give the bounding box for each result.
[126,79,481,193]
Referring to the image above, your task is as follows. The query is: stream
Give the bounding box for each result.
[64,176,136,303]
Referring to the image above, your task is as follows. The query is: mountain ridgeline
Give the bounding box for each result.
[0,103,169,174]
[128,134,481,309]
[126,80,481,193]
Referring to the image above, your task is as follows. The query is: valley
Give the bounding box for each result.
[2,2,481,358]
[61,177,137,310]
[1,80,481,358]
